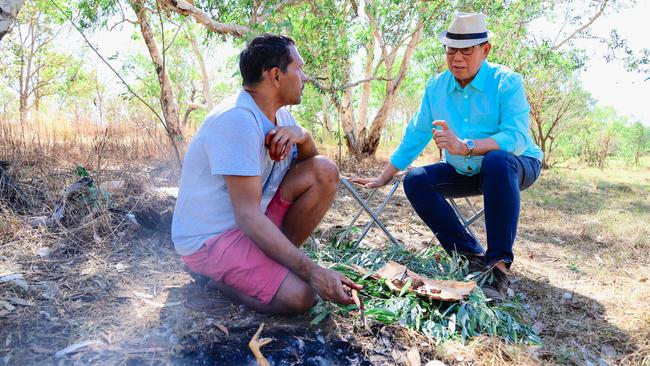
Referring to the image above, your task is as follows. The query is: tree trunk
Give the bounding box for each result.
[332,91,361,156]
[19,92,27,124]
[33,86,40,123]
[358,37,374,128]
[188,32,213,110]
[131,0,184,157]
[321,94,331,132]
[0,0,24,42]
[361,24,422,156]
[17,14,33,126]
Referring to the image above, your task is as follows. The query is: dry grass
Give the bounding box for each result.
[1,118,649,365]
[0,117,174,172]
[0,118,183,364]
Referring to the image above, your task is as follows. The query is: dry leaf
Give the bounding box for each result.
[351,289,370,332]
[1,300,16,311]
[55,340,102,357]
[368,261,476,301]
[216,323,229,336]
[7,297,33,306]
[133,291,154,299]
[31,345,55,354]
[141,299,184,308]
[406,346,421,366]
[0,274,29,291]
[351,289,361,308]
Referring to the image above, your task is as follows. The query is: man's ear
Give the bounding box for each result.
[270,67,281,85]
[482,43,492,58]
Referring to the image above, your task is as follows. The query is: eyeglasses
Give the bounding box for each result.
[444,45,479,56]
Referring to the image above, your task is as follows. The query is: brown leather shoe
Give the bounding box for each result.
[481,266,510,302]
[466,254,487,274]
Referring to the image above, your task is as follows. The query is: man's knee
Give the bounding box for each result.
[482,150,516,173]
[403,169,419,198]
[403,167,430,200]
[283,284,317,314]
[273,273,317,314]
[311,155,339,188]
[291,288,317,314]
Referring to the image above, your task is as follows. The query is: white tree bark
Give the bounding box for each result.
[162,0,249,37]
[130,0,183,154]
[0,0,24,41]
[188,33,213,110]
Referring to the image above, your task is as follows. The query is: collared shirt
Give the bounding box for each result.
[390,60,543,176]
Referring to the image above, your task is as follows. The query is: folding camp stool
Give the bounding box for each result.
[336,175,404,247]
[338,173,486,248]
[447,196,485,247]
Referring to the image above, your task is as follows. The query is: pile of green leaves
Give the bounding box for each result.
[305,235,541,345]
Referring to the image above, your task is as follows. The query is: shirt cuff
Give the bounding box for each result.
[389,154,411,171]
[491,133,515,153]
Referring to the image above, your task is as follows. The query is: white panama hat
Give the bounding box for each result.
[438,12,492,48]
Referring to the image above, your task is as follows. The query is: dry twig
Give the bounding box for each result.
[248,323,273,366]
[352,289,370,332]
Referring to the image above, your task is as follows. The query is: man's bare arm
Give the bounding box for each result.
[295,129,318,162]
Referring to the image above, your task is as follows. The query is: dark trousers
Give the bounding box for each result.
[403,150,542,267]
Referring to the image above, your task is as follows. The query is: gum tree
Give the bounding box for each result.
[0,0,66,124]
[68,0,301,164]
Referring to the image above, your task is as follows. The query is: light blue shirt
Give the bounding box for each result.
[390,60,543,176]
[172,90,298,256]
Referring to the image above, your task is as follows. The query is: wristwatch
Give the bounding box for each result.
[462,139,475,157]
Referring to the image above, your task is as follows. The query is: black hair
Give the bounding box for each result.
[239,34,296,86]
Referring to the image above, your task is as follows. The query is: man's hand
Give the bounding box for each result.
[308,266,362,305]
[349,163,400,189]
[349,175,389,189]
[265,126,307,161]
[432,120,468,155]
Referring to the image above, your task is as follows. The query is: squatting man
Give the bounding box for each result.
[172,34,361,314]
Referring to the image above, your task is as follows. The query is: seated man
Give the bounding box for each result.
[352,12,543,301]
[172,34,360,314]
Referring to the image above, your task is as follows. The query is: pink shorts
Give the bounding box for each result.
[181,189,292,304]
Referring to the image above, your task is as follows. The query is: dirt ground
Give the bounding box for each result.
[1,158,649,365]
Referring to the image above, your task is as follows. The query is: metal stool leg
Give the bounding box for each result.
[338,178,400,246]
[336,186,380,246]
[448,197,484,245]
[355,177,402,246]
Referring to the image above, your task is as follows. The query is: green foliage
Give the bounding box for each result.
[1,0,646,167]
[305,237,541,345]
[75,165,90,177]
[74,0,121,29]
[554,106,649,168]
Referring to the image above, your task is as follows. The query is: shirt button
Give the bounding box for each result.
[464,95,468,99]
[464,118,468,122]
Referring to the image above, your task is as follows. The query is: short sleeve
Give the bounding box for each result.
[201,108,263,176]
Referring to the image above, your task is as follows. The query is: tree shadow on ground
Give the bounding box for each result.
[512,275,638,365]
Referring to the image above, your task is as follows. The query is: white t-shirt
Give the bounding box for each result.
[172,90,298,256]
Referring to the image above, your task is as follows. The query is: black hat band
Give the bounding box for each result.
[446,31,488,40]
